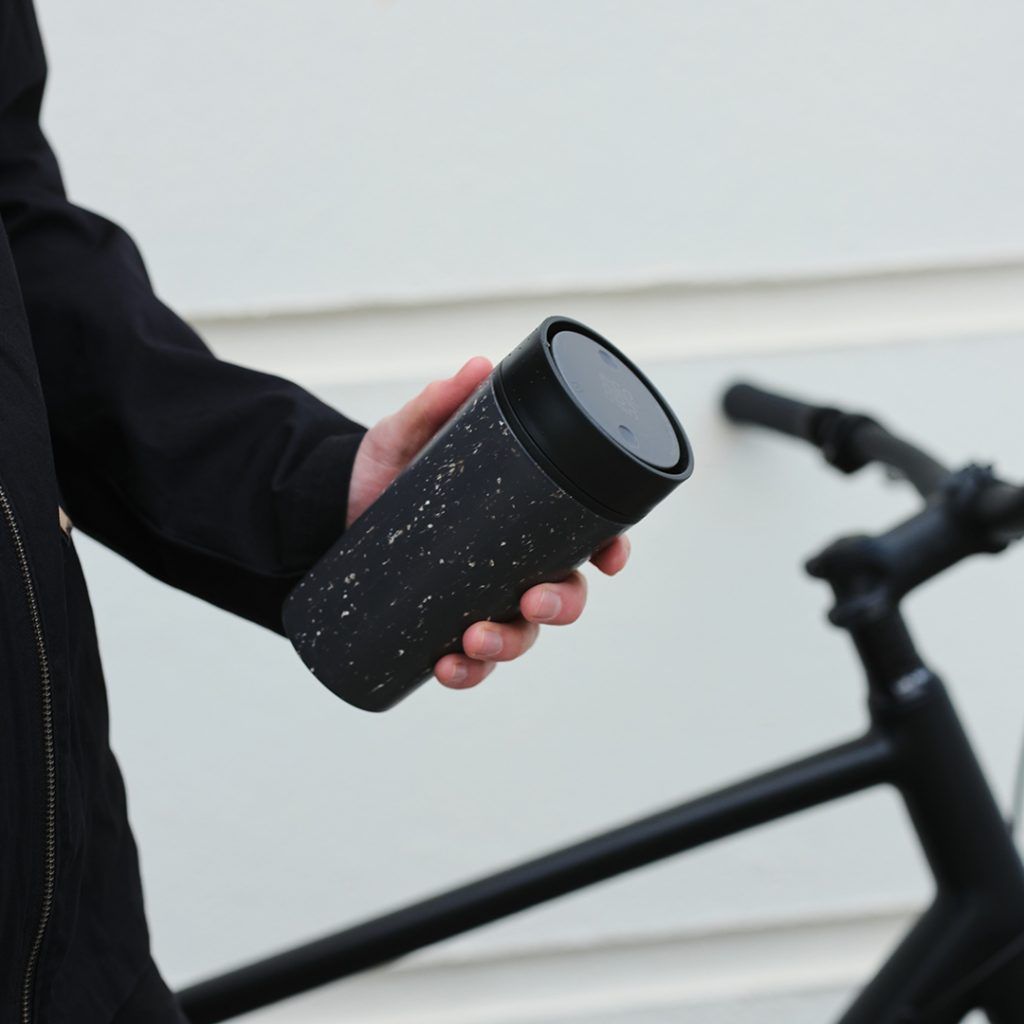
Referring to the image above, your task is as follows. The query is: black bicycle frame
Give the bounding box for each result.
[179,483,1024,1024]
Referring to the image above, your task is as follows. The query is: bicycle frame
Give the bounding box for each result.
[179,491,1024,1024]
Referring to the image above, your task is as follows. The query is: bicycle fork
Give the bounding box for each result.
[830,606,1024,1024]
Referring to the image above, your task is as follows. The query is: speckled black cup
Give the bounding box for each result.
[283,316,693,711]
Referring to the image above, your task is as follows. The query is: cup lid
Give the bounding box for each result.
[496,317,693,524]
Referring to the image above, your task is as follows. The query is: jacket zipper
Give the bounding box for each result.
[0,485,57,1024]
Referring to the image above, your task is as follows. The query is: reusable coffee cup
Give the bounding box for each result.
[283,316,693,712]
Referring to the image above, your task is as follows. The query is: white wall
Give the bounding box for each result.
[31,2,1024,1020]
[36,1,1024,313]
[76,331,1023,1024]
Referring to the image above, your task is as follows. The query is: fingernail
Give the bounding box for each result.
[533,588,562,621]
[448,663,468,685]
[474,627,503,657]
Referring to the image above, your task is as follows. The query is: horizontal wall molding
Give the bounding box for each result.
[237,908,914,1023]
[196,260,1024,388]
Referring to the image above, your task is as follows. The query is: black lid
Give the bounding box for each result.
[495,316,693,524]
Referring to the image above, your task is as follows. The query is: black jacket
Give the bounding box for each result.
[0,3,366,1020]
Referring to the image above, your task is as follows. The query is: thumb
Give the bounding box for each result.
[381,356,493,466]
[347,356,494,525]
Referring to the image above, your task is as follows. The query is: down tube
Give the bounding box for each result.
[179,732,895,1024]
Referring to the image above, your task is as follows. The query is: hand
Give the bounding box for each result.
[347,357,632,690]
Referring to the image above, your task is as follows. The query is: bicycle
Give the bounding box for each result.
[178,381,1024,1024]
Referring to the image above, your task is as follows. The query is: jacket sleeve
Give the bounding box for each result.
[0,1,367,633]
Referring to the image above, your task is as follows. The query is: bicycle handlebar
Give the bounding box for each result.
[722,383,824,444]
[723,381,950,498]
[828,421,950,498]
[722,380,1024,542]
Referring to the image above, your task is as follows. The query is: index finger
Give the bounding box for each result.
[590,534,631,576]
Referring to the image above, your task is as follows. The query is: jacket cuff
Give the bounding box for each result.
[275,428,367,575]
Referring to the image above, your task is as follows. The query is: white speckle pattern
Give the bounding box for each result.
[283,378,624,712]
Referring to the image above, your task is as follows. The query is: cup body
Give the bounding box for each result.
[284,376,626,711]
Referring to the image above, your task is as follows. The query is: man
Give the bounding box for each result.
[0,3,630,1021]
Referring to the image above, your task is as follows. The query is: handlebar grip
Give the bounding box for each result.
[722,382,827,442]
